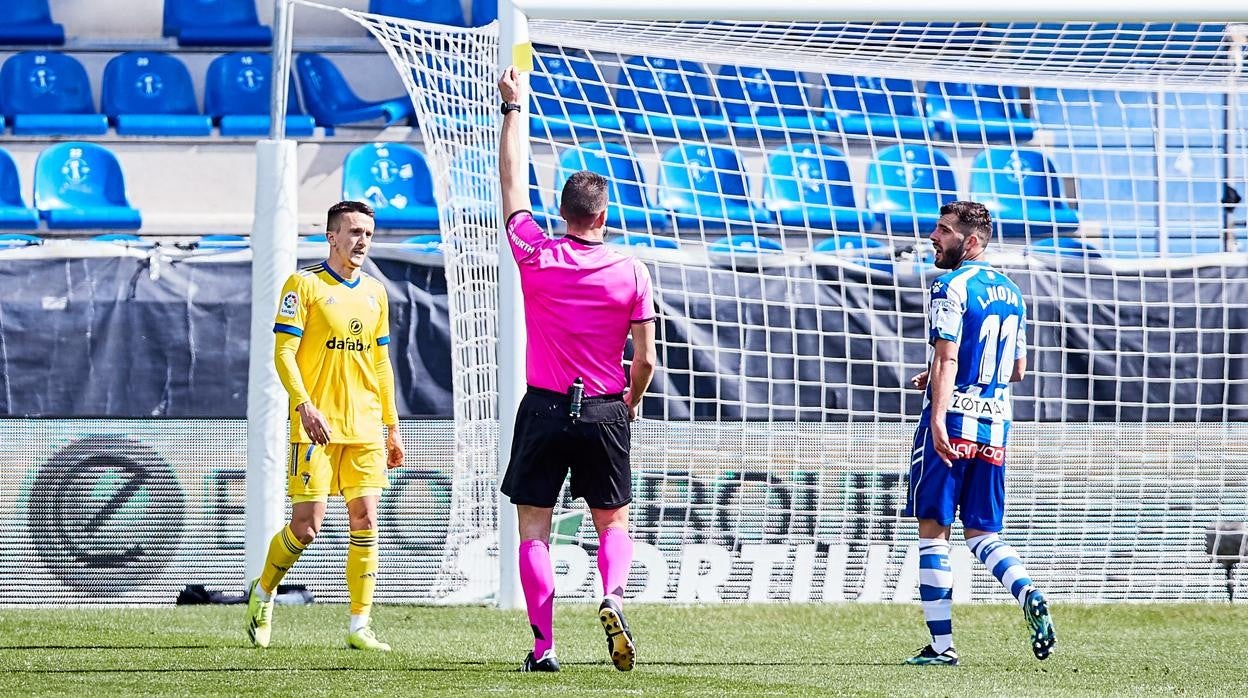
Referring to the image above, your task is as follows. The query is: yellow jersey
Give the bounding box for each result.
[272,262,397,444]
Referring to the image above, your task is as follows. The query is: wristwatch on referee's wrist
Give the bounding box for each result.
[500,101,522,115]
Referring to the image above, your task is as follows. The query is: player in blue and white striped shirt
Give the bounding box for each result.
[902,202,1056,666]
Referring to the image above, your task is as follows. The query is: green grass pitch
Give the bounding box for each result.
[2,603,1246,696]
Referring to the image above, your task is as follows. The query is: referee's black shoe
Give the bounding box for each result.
[518,649,560,672]
[598,597,636,671]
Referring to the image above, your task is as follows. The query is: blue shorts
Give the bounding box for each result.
[902,425,1006,532]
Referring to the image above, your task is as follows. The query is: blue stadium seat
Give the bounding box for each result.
[1167,237,1237,255]
[34,143,142,230]
[763,143,874,232]
[992,22,1127,60]
[708,234,783,254]
[1141,23,1227,62]
[302,233,328,243]
[615,56,730,139]
[204,53,315,137]
[715,66,829,140]
[0,52,108,135]
[657,144,769,229]
[1033,88,1154,147]
[527,164,560,229]
[813,234,886,254]
[895,252,939,277]
[969,148,1080,237]
[0,1,65,45]
[1158,148,1225,254]
[529,49,621,138]
[471,0,497,26]
[370,0,466,26]
[1035,86,1226,149]
[609,232,680,249]
[91,232,152,247]
[0,148,40,230]
[557,143,668,231]
[342,143,440,230]
[924,82,1035,143]
[1162,92,1224,148]
[819,22,985,47]
[999,22,1224,76]
[812,234,892,272]
[1050,147,1224,256]
[1049,149,1155,250]
[102,52,212,136]
[163,0,272,46]
[446,152,555,227]
[446,152,495,213]
[400,233,443,253]
[197,234,248,250]
[1001,22,1226,64]
[1099,237,1162,258]
[1030,237,1101,258]
[823,74,928,139]
[0,232,42,248]
[296,54,414,129]
[865,144,958,235]
[412,52,494,132]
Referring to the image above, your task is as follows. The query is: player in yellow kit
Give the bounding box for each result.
[246,200,404,652]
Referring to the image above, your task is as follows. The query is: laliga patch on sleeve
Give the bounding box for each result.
[931,298,959,314]
[279,291,298,318]
[930,298,961,332]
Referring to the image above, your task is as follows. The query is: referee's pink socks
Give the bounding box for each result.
[597,526,634,603]
[518,538,555,659]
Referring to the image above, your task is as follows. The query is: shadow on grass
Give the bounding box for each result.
[2,659,903,674]
[649,660,905,668]
[0,649,219,654]
[4,667,465,674]
[2,664,908,674]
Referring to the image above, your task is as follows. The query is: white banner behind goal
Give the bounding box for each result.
[2,419,1245,605]
[325,6,1248,604]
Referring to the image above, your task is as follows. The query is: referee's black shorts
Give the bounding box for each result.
[501,386,632,509]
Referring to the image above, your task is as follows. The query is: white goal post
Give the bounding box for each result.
[255,0,1248,608]
[243,0,301,587]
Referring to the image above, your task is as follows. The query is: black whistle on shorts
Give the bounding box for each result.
[568,377,584,420]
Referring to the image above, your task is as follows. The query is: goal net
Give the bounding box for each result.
[338,7,1248,603]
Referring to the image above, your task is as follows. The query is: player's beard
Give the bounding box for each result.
[933,239,965,269]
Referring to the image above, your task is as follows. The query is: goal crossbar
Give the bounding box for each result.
[514,0,1248,22]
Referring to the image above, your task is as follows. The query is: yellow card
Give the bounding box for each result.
[512,41,534,72]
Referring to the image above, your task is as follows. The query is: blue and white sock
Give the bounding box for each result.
[918,538,954,653]
[967,533,1033,607]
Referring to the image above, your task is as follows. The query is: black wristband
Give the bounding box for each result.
[500,102,522,115]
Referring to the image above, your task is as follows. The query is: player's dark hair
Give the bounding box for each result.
[327,200,375,232]
[940,201,993,246]
[560,170,608,229]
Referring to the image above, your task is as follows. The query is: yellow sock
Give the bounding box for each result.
[347,529,379,617]
[259,525,308,595]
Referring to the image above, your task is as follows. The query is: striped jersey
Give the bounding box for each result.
[919,260,1027,447]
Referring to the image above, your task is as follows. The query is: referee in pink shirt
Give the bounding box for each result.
[497,66,658,673]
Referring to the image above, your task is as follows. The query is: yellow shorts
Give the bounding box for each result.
[288,442,388,504]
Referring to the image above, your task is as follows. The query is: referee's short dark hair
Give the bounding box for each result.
[560,170,608,229]
[940,201,993,246]
[327,200,375,232]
